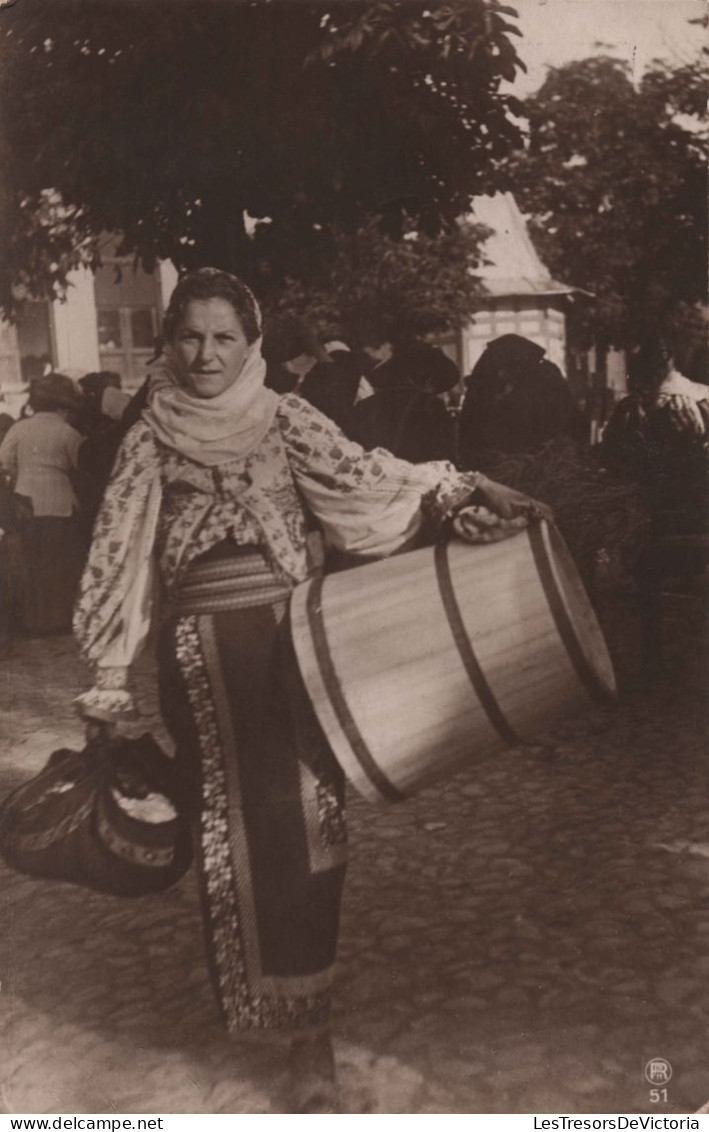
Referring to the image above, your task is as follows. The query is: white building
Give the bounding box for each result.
[459,192,579,376]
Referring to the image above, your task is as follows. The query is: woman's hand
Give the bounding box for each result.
[476,476,553,523]
[453,506,528,544]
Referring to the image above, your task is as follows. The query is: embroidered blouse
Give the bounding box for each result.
[74,394,481,720]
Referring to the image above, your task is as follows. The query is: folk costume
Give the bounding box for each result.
[603,368,709,527]
[74,332,483,1034]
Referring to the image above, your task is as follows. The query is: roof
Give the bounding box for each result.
[468,192,586,300]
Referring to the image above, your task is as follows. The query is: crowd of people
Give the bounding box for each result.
[260,315,586,466]
[0,368,130,643]
[1,303,707,654]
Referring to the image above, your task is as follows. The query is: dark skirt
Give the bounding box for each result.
[158,546,348,1032]
[13,508,84,635]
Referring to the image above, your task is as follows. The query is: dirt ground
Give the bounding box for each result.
[0,591,707,1113]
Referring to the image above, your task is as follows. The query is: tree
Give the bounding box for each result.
[507,56,708,355]
[259,216,491,341]
[0,0,525,318]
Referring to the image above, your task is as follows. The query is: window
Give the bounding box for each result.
[131,308,156,349]
[93,239,163,389]
[97,309,122,351]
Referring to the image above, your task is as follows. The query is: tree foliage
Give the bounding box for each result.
[507,56,708,350]
[0,0,525,318]
[260,216,491,341]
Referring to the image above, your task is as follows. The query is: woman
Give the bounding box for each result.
[0,372,84,634]
[458,333,581,467]
[74,268,549,1112]
[602,338,708,669]
[603,337,709,521]
[352,341,459,463]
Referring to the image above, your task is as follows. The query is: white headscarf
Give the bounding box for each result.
[142,279,279,466]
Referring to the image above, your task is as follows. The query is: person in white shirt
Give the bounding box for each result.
[0,372,84,634]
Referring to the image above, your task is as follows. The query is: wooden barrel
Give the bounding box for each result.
[290,521,616,804]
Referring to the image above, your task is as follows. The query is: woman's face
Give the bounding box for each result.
[171,298,251,398]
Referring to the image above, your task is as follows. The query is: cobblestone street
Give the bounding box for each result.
[0,594,707,1114]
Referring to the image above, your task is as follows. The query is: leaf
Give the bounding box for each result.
[502,54,708,348]
[0,0,524,317]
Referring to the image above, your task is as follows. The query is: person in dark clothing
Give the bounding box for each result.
[352,341,458,463]
[299,344,375,438]
[458,334,581,467]
[366,340,458,394]
[0,413,15,445]
[262,320,373,436]
[603,336,708,673]
[76,373,131,538]
[77,374,152,538]
[264,362,300,394]
[261,316,319,394]
[77,371,124,431]
[122,377,152,430]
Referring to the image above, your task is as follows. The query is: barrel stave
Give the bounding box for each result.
[291,522,616,803]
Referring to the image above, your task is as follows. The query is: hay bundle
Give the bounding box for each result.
[476,438,648,586]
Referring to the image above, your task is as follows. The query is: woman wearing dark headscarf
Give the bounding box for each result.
[459,334,580,467]
[0,373,84,634]
[74,269,549,1111]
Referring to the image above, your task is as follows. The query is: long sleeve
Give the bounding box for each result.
[73,423,162,720]
[278,395,480,558]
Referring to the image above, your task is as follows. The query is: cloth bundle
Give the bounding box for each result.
[0,732,191,897]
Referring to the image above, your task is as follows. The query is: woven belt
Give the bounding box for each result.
[174,554,293,615]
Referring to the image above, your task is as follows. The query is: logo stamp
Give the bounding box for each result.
[645,1059,673,1086]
